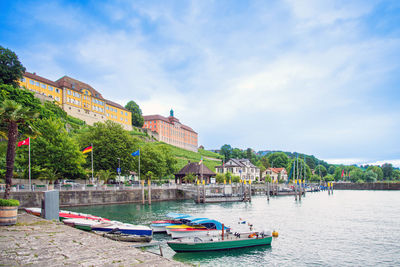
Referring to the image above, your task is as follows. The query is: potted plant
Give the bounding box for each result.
[0,199,20,226]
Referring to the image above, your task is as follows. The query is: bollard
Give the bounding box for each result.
[43,190,59,221]
[141,180,145,205]
[148,179,151,205]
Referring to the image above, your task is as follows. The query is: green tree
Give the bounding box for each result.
[215,173,225,183]
[381,163,393,180]
[231,175,240,183]
[315,165,327,177]
[363,170,377,182]
[77,120,139,176]
[0,99,39,198]
[125,100,144,127]
[97,170,114,184]
[286,158,311,181]
[220,144,232,161]
[265,174,272,183]
[0,46,26,87]
[366,166,383,181]
[349,168,363,183]
[17,118,85,180]
[392,169,400,180]
[231,148,245,159]
[328,166,335,175]
[267,152,289,168]
[183,172,196,183]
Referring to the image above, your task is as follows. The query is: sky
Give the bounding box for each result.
[1,0,400,166]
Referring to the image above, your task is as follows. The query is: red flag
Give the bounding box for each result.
[18,138,29,147]
[341,169,344,178]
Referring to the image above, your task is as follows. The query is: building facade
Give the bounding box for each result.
[19,72,132,130]
[264,168,288,182]
[215,158,260,181]
[142,110,198,152]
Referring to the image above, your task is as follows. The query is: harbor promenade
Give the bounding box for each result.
[0,212,187,266]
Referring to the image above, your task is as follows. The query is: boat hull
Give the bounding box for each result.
[168,236,272,252]
[92,224,153,236]
[170,229,222,239]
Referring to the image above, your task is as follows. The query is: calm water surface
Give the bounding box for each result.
[69,190,400,266]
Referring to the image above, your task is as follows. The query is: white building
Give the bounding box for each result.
[215,158,260,181]
[264,168,288,182]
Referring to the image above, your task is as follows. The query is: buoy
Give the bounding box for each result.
[272,230,279,237]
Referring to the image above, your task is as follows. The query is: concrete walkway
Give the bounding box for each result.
[0,212,187,266]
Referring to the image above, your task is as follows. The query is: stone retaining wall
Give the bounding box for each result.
[333,182,400,190]
[10,189,192,208]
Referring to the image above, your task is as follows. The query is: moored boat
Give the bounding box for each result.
[94,231,153,242]
[92,221,153,236]
[167,232,272,252]
[62,218,103,231]
[169,219,230,239]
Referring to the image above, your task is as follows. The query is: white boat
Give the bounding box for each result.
[92,221,153,236]
[170,228,224,239]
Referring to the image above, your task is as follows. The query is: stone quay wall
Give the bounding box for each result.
[333,182,400,190]
[10,189,192,208]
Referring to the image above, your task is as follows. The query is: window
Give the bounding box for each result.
[48,86,53,91]
[121,111,123,115]
[67,90,71,95]
[21,78,26,82]
[106,106,109,110]
[41,84,46,89]
[125,112,127,116]
[35,82,40,86]
[56,88,59,93]
[30,80,34,85]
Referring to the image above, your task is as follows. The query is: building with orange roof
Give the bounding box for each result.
[18,72,132,130]
[142,109,198,152]
[264,167,288,182]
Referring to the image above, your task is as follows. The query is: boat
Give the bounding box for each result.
[93,230,153,242]
[25,207,42,216]
[167,232,272,252]
[165,217,209,235]
[62,218,103,231]
[91,221,153,236]
[151,222,182,233]
[169,219,230,239]
[25,208,109,222]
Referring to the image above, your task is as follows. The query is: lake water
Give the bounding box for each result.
[69,190,400,266]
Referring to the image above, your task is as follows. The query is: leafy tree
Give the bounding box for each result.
[224,172,232,182]
[76,120,139,176]
[231,148,245,159]
[246,148,252,160]
[324,174,335,181]
[183,172,196,183]
[267,152,289,168]
[97,170,114,184]
[125,100,144,127]
[17,118,85,180]
[220,144,232,161]
[363,170,377,182]
[328,166,335,175]
[265,174,271,183]
[260,156,270,168]
[286,158,311,181]
[138,143,176,178]
[231,175,240,183]
[392,169,400,180]
[38,168,61,185]
[215,173,225,183]
[349,168,363,183]
[305,155,317,170]
[0,46,26,87]
[381,163,393,180]
[1,99,39,198]
[366,166,383,181]
[309,174,321,182]
[315,165,327,177]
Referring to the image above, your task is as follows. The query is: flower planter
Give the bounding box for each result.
[0,199,20,226]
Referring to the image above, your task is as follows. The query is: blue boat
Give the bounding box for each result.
[92,222,153,236]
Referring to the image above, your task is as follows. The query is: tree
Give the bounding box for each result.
[0,46,26,87]
[19,118,85,180]
[392,169,400,180]
[220,144,232,161]
[363,170,377,182]
[286,158,312,181]
[366,166,383,181]
[324,174,335,181]
[231,148,245,159]
[349,168,363,183]
[267,152,289,168]
[97,170,113,184]
[183,173,196,183]
[328,166,335,175]
[77,120,139,176]
[0,99,39,198]
[125,100,144,127]
[215,173,225,183]
[315,165,327,177]
[381,163,393,180]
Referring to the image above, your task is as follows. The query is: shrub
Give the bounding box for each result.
[0,199,20,206]
[356,179,364,184]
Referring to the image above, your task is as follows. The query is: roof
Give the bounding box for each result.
[105,99,129,111]
[216,158,258,168]
[24,72,59,87]
[56,76,104,100]
[267,168,287,174]
[143,114,197,133]
[175,162,215,176]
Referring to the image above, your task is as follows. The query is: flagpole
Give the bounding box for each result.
[91,143,94,183]
[138,149,140,181]
[29,137,31,191]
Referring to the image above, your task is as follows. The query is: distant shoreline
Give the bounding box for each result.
[333,182,400,190]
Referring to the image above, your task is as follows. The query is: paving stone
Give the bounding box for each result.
[0,213,188,266]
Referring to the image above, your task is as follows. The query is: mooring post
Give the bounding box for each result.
[298,181,302,201]
[294,180,298,201]
[197,180,200,203]
[267,182,270,201]
[202,179,205,203]
[148,179,151,205]
[249,180,252,202]
[141,180,145,205]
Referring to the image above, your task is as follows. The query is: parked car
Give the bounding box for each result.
[62,180,80,186]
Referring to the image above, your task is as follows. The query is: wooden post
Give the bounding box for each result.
[294,180,298,201]
[298,180,302,201]
[141,180,145,205]
[197,180,200,203]
[148,179,151,205]
[202,180,205,203]
[222,223,224,240]
[267,182,270,201]
[249,180,252,202]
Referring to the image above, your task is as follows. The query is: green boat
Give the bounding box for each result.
[167,232,272,252]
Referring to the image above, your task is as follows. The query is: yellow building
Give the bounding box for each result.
[19,72,132,130]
